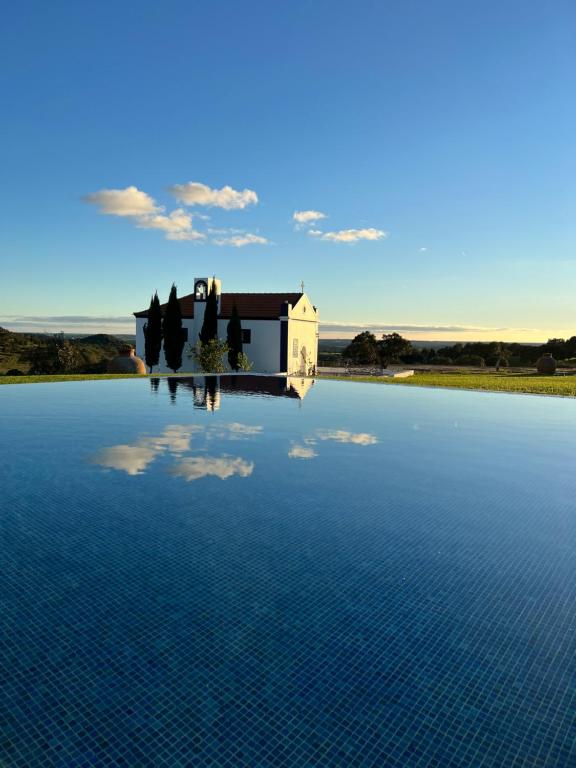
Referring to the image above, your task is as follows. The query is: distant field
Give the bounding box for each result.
[318,371,576,397]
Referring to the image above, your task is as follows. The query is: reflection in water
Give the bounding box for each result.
[167,377,179,404]
[207,423,263,439]
[91,377,379,478]
[287,429,378,459]
[288,444,318,460]
[315,429,378,445]
[170,456,254,482]
[92,443,159,476]
[150,375,315,409]
[90,422,261,480]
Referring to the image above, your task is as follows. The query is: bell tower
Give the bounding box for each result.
[193,277,222,338]
[194,276,221,302]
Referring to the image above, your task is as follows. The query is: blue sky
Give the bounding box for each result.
[1,0,574,340]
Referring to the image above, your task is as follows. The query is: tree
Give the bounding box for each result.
[26,333,78,374]
[226,304,243,371]
[192,338,229,373]
[342,332,380,365]
[162,284,185,373]
[378,333,412,367]
[143,292,162,373]
[543,338,567,360]
[455,354,486,367]
[484,342,510,368]
[55,334,79,372]
[199,281,218,344]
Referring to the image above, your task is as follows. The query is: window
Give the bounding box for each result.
[242,329,251,344]
[292,338,299,358]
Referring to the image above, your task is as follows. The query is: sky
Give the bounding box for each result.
[0,0,575,341]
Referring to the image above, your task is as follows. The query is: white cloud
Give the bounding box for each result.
[420,246,428,252]
[308,229,324,237]
[213,233,269,247]
[90,444,159,476]
[89,423,261,479]
[83,186,160,217]
[293,210,327,226]
[136,209,205,241]
[206,227,244,235]
[84,186,205,242]
[316,429,378,446]
[313,228,387,243]
[170,455,254,482]
[170,182,258,210]
[203,422,263,440]
[89,425,205,476]
[288,444,318,459]
[224,423,264,436]
[148,425,204,453]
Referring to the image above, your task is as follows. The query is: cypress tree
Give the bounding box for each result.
[163,283,185,373]
[199,281,218,344]
[143,292,162,373]
[226,304,243,371]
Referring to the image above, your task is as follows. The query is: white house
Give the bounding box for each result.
[134,277,319,374]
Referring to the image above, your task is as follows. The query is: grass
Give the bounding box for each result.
[0,372,212,386]
[0,374,150,385]
[318,371,576,397]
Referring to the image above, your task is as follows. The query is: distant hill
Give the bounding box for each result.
[74,333,136,346]
[0,328,133,375]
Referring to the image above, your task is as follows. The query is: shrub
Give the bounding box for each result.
[236,352,253,372]
[190,338,229,373]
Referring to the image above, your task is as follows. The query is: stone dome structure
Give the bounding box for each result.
[107,346,147,374]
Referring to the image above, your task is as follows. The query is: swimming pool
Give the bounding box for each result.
[1,376,575,766]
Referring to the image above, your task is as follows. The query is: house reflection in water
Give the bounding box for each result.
[152,375,315,410]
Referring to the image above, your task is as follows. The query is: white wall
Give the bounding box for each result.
[136,317,196,373]
[286,319,318,374]
[286,294,319,374]
[136,317,283,373]
[217,319,281,373]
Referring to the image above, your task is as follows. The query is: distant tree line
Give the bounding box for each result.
[328,333,576,369]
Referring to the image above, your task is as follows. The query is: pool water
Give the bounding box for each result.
[1,376,575,767]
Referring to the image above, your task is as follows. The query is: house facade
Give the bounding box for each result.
[134,277,319,375]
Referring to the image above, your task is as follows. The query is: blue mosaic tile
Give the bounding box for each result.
[0,377,575,766]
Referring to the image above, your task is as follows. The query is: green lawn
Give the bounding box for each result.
[0,374,150,385]
[319,371,576,397]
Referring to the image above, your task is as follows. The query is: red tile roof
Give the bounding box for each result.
[134,292,304,320]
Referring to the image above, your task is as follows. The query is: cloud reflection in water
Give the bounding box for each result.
[90,422,261,481]
[288,444,318,460]
[170,456,254,482]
